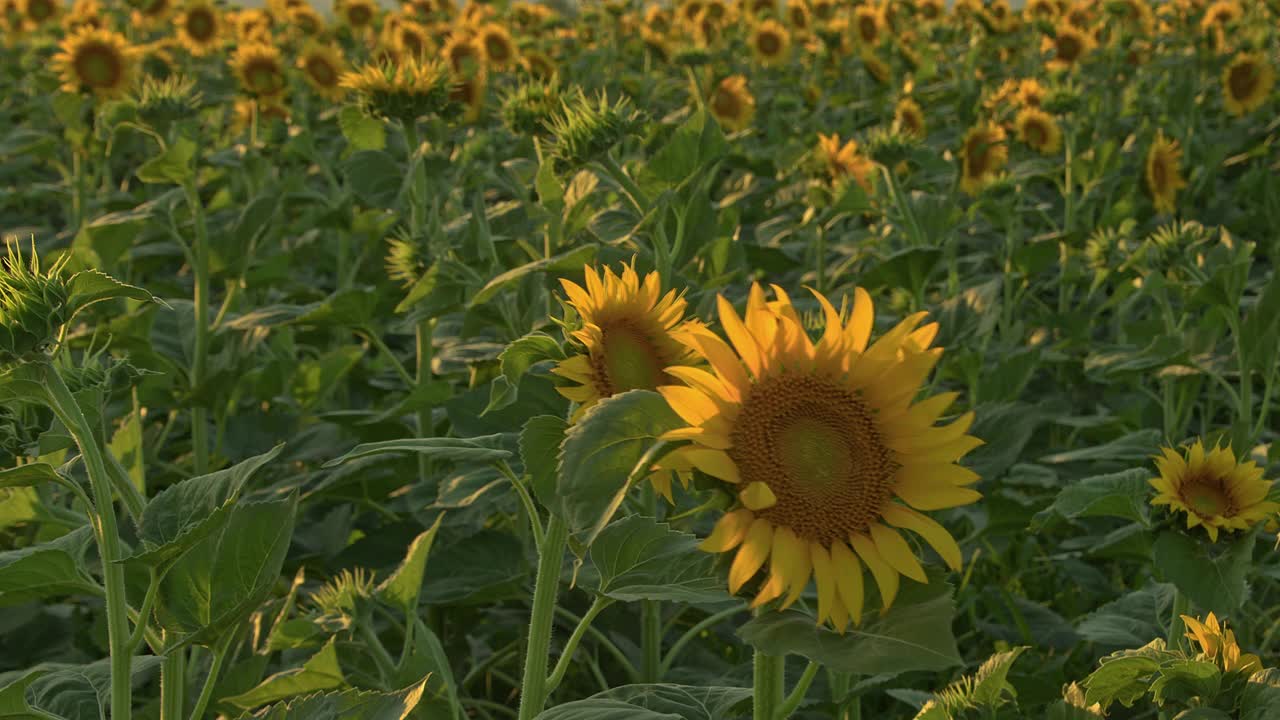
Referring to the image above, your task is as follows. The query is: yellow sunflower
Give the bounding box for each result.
[553,264,698,420]
[442,31,484,76]
[916,0,944,21]
[1045,20,1094,70]
[1151,440,1278,541]
[287,4,325,36]
[660,285,981,631]
[231,8,272,44]
[750,18,791,65]
[449,69,487,122]
[477,22,517,69]
[336,0,377,29]
[1023,0,1059,21]
[644,4,672,33]
[388,18,433,60]
[297,44,347,101]
[53,27,136,99]
[708,74,756,131]
[231,42,287,99]
[1182,613,1264,674]
[1014,107,1062,154]
[19,0,59,26]
[1222,52,1275,117]
[811,0,837,21]
[894,97,926,138]
[1199,0,1241,34]
[1016,78,1047,108]
[787,0,810,33]
[62,0,103,32]
[853,5,883,46]
[959,122,1008,195]
[1144,130,1187,214]
[818,133,875,193]
[175,0,222,57]
[861,51,890,85]
[131,0,173,28]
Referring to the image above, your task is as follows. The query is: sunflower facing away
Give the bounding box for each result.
[1151,440,1279,542]
[1222,52,1275,117]
[232,42,287,98]
[894,97,926,138]
[1014,107,1062,154]
[54,27,136,98]
[176,0,222,56]
[750,18,791,65]
[1182,613,1263,675]
[298,44,347,100]
[708,74,755,131]
[340,56,451,123]
[1145,130,1187,214]
[660,285,982,631]
[959,122,1008,195]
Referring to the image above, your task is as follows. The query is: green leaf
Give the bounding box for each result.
[1152,530,1253,615]
[571,685,751,720]
[137,136,196,184]
[155,493,299,647]
[589,515,731,604]
[419,530,529,606]
[127,445,284,569]
[0,526,100,607]
[1083,640,1175,709]
[521,415,567,509]
[536,159,565,209]
[1033,469,1150,528]
[862,247,943,294]
[338,106,387,152]
[376,515,445,613]
[323,437,511,468]
[395,620,462,720]
[225,638,346,710]
[0,665,49,716]
[293,288,380,329]
[468,244,597,308]
[737,573,962,675]
[970,647,1029,707]
[1076,583,1175,648]
[342,150,402,208]
[1150,659,1221,706]
[1039,430,1161,464]
[65,270,158,318]
[26,656,164,720]
[533,699,681,720]
[1241,668,1280,720]
[0,463,62,490]
[556,390,682,539]
[232,680,429,720]
[647,109,728,185]
[290,346,365,409]
[484,332,566,414]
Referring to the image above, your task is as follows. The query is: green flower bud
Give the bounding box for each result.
[135,75,203,135]
[0,240,71,364]
[545,89,641,171]
[501,79,561,138]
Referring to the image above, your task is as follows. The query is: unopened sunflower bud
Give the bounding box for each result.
[340,57,453,126]
[0,240,72,364]
[501,79,561,138]
[544,89,641,170]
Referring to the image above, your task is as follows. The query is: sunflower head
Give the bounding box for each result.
[388,18,433,60]
[893,96,926,138]
[442,31,484,76]
[63,0,103,32]
[1145,129,1187,214]
[861,51,891,85]
[477,22,517,68]
[135,74,202,134]
[1182,613,1263,674]
[959,122,1008,195]
[176,0,222,56]
[853,5,883,45]
[1014,107,1062,154]
[298,44,348,100]
[708,74,756,132]
[545,88,640,170]
[231,42,287,99]
[553,263,698,424]
[817,133,875,193]
[520,50,557,80]
[501,78,561,137]
[750,18,791,65]
[917,0,944,20]
[231,8,273,43]
[340,57,452,125]
[660,285,981,631]
[1046,20,1094,70]
[1199,0,1241,33]
[131,0,172,27]
[1024,0,1060,21]
[0,239,74,364]
[286,3,324,36]
[1222,53,1275,117]
[54,26,136,99]
[338,0,377,29]
[1151,440,1279,542]
[447,69,487,123]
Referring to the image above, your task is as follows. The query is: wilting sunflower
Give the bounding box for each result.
[708,74,755,131]
[53,27,136,98]
[1045,20,1094,70]
[959,122,1008,195]
[1150,440,1278,541]
[750,18,790,65]
[1014,107,1062,154]
[175,0,221,56]
[661,286,981,631]
[476,22,517,69]
[852,5,883,46]
[818,133,875,193]
[1144,130,1187,214]
[894,97,926,138]
[553,263,698,421]
[1222,52,1275,117]
[337,0,377,30]
[1182,613,1264,674]
[297,44,347,100]
[231,42,287,98]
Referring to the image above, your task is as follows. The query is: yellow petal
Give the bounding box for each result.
[684,448,741,483]
[869,523,927,583]
[658,385,720,426]
[773,526,811,609]
[718,294,763,378]
[740,481,777,510]
[830,540,865,626]
[846,287,874,353]
[700,509,754,552]
[665,366,739,403]
[849,533,900,609]
[880,504,962,571]
[894,469,983,510]
[728,518,773,593]
[809,543,837,626]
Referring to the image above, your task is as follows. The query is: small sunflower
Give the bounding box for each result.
[818,133,875,193]
[53,27,136,99]
[1182,613,1264,674]
[1023,0,1059,21]
[660,285,981,631]
[1016,78,1047,108]
[19,0,58,26]
[231,42,287,99]
[337,0,377,30]
[476,22,517,69]
[1014,107,1062,154]
[1222,52,1275,117]
[553,263,698,425]
[389,18,432,60]
[916,0,944,21]
[62,0,102,31]
[750,18,791,65]
[297,44,347,100]
[853,5,883,46]
[1199,0,1241,34]
[1045,20,1094,70]
[1144,130,1187,214]
[959,122,1008,195]
[708,74,755,131]
[231,8,272,43]
[175,0,222,56]
[131,0,173,28]
[287,4,324,36]
[1151,440,1278,541]
[442,31,484,76]
[861,51,890,85]
[787,0,810,32]
[894,97,926,138]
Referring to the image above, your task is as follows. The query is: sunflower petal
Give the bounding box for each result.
[728,518,773,593]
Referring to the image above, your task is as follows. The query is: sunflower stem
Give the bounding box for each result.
[187,632,232,720]
[752,650,786,720]
[641,600,662,683]
[777,661,819,719]
[183,178,212,476]
[517,516,569,720]
[545,595,612,695]
[160,642,186,720]
[1169,589,1190,652]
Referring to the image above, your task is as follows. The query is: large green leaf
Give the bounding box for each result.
[0,463,63,490]
[1032,468,1151,528]
[520,415,568,509]
[65,270,158,319]
[1083,640,1176,709]
[646,109,728,185]
[233,680,429,720]
[137,136,196,184]
[0,526,99,607]
[25,656,164,720]
[589,515,731,604]
[737,573,962,675]
[127,445,284,569]
[1039,430,1161,464]
[342,150,403,208]
[323,436,511,468]
[485,332,566,414]
[224,638,346,710]
[1152,530,1253,615]
[1076,584,1174,649]
[468,244,597,307]
[376,515,445,613]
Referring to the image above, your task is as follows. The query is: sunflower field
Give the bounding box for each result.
[1,0,1280,717]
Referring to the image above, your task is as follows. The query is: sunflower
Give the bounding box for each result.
[131,0,172,28]
[1014,107,1062,154]
[287,4,324,36]
[811,0,836,21]
[1144,130,1187,214]
[175,0,222,56]
[1199,0,1241,34]
[442,31,484,76]
[477,22,517,69]
[1182,613,1264,674]
[916,0,944,21]
[708,74,755,131]
[817,133,875,193]
[1016,78,1047,108]
[388,18,433,60]
[336,0,377,29]
[1222,52,1275,117]
[1023,0,1059,21]
[1045,20,1094,70]
[449,69,487,122]
[1150,440,1278,541]
[63,0,103,31]
[750,18,791,65]
[19,0,58,26]
[297,44,347,100]
[959,122,1008,195]
[853,5,883,46]
[644,4,672,33]
[231,9,272,43]
[231,42,287,99]
[861,51,890,85]
[660,285,981,631]
[340,56,452,123]
[787,1,810,33]
[894,97,926,138]
[553,261,698,422]
[53,27,136,98]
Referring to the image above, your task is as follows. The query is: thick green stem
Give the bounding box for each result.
[641,600,662,683]
[160,640,186,720]
[517,516,570,720]
[44,367,132,719]
[545,595,612,695]
[753,650,786,720]
[359,621,399,682]
[184,180,211,475]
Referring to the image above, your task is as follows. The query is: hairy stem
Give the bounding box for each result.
[517,516,570,720]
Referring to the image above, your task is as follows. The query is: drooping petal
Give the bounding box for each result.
[700,509,754,552]
[728,518,773,593]
[849,532,900,609]
[880,504,963,571]
[869,523,927,583]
